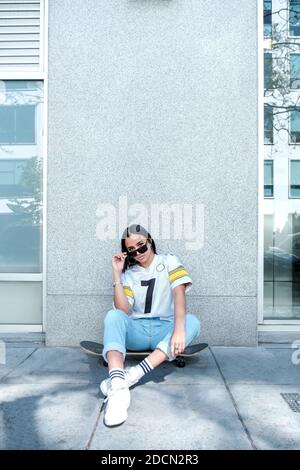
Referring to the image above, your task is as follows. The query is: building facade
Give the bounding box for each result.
[1,1,294,347]
[263,0,300,340]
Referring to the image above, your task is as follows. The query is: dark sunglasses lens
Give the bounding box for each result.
[128,242,148,258]
[138,243,148,254]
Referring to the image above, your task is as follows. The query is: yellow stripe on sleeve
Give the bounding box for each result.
[168,267,190,283]
[168,265,185,276]
[123,285,134,298]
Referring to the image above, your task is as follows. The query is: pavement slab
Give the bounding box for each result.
[211,346,300,385]
[0,347,37,381]
[0,344,299,450]
[90,383,253,450]
[1,347,106,384]
[229,384,300,450]
[0,383,100,450]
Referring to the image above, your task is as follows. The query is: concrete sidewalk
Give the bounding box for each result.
[0,338,299,450]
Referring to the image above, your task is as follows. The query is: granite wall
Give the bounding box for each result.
[46,0,258,346]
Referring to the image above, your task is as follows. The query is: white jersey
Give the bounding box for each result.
[112,253,193,321]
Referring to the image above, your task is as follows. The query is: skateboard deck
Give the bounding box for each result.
[80,340,208,367]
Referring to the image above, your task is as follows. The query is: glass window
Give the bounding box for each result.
[290,54,300,88]
[0,105,36,144]
[264,3,300,321]
[289,0,300,36]
[0,281,42,325]
[0,159,36,198]
[0,80,43,273]
[264,160,274,197]
[264,105,273,144]
[264,0,272,37]
[290,160,300,197]
[290,106,300,143]
[264,53,273,90]
[4,81,39,91]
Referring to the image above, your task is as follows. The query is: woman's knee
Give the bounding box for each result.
[104,308,128,325]
[186,313,201,337]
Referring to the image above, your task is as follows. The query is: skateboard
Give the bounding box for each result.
[80,340,208,368]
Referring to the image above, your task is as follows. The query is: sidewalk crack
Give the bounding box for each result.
[85,400,105,450]
[0,347,39,383]
[210,347,257,450]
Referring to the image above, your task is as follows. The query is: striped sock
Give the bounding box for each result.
[136,358,154,380]
[109,367,126,389]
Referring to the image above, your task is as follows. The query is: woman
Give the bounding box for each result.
[101,223,201,427]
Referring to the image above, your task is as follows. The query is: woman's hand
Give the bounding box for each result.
[112,252,128,274]
[170,329,186,357]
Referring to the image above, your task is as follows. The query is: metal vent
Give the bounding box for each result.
[281,393,300,412]
[0,0,42,71]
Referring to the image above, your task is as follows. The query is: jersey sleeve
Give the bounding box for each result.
[112,270,135,310]
[166,253,193,293]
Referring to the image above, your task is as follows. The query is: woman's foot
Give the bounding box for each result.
[100,366,140,397]
[103,384,131,426]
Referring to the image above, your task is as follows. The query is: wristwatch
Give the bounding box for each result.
[113,280,123,287]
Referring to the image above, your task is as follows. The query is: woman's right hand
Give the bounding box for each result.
[112,252,128,274]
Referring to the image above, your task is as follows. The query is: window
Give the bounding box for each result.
[264,105,273,144]
[0,105,36,144]
[0,80,43,273]
[264,0,272,37]
[290,160,300,197]
[289,0,300,36]
[290,54,300,89]
[264,2,300,321]
[290,107,300,143]
[0,159,36,197]
[264,160,274,197]
[264,53,273,90]
[0,2,44,326]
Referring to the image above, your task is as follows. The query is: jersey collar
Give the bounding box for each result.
[133,253,158,271]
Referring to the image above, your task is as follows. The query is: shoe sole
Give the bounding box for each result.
[103,395,130,426]
[104,410,128,427]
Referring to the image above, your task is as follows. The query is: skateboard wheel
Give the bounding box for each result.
[175,357,186,368]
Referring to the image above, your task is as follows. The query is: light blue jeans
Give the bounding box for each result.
[102,308,201,363]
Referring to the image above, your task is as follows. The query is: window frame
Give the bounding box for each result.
[0,0,47,332]
[289,159,300,198]
[289,106,300,144]
[288,0,300,38]
[264,104,274,145]
[264,0,272,38]
[264,159,274,198]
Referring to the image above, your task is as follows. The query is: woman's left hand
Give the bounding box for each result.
[170,329,186,357]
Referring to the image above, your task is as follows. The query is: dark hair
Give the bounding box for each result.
[121,224,157,272]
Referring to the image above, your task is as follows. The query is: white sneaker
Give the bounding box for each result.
[103,384,131,426]
[100,367,140,397]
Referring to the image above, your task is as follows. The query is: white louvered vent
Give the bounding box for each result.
[0,0,42,71]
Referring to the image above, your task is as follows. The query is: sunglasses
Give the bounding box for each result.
[127,241,149,258]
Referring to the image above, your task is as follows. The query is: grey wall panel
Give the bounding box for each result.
[46,295,257,347]
[47,0,258,345]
